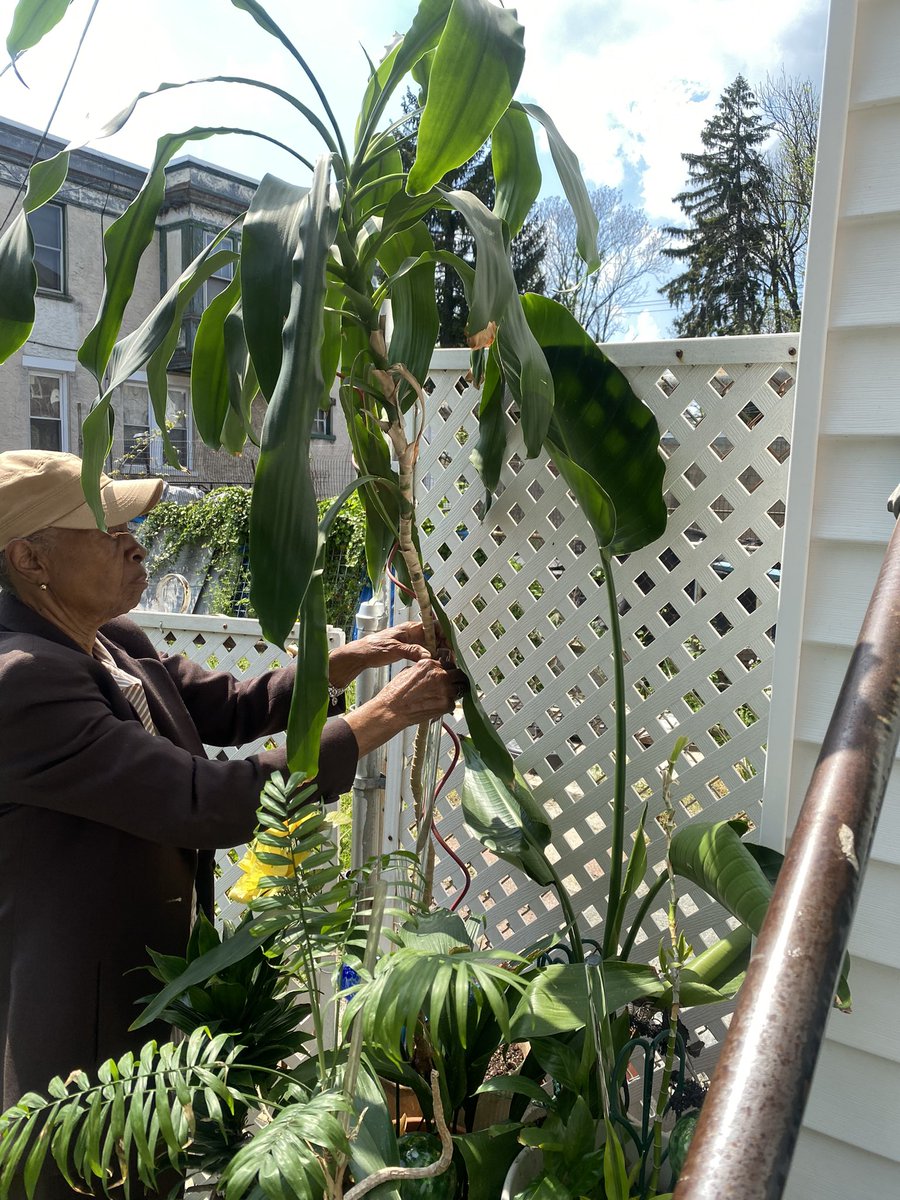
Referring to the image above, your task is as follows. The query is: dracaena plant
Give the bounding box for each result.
[0,0,601,797]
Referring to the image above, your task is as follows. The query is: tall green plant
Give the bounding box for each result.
[0,0,600,785]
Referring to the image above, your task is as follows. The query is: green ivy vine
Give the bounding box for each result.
[141,487,369,633]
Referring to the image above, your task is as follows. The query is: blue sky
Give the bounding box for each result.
[1,0,829,337]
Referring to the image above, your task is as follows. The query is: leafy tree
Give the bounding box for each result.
[536,185,671,341]
[397,91,545,345]
[755,70,819,331]
[662,75,773,336]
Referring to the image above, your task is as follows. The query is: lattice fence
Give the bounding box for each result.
[389,335,798,1062]
[131,610,343,927]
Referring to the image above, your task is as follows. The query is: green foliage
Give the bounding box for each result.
[141,486,368,631]
[0,1029,242,1198]
[662,75,774,336]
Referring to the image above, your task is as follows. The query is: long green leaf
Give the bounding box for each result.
[377,223,439,408]
[669,820,774,938]
[517,101,600,270]
[131,919,269,1029]
[0,150,70,362]
[241,173,310,401]
[511,962,665,1039]
[80,242,238,523]
[407,0,525,196]
[521,294,667,554]
[6,0,74,58]
[459,736,554,887]
[442,188,553,456]
[492,105,541,237]
[355,0,452,152]
[285,572,329,778]
[78,126,260,385]
[469,345,506,497]
[191,270,244,448]
[249,155,341,647]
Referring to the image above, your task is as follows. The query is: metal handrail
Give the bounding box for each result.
[674,497,900,1199]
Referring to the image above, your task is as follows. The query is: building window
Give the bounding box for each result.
[201,230,235,308]
[312,403,333,438]
[29,372,65,450]
[119,382,191,473]
[27,203,65,293]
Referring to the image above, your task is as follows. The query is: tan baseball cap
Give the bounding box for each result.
[0,450,164,547]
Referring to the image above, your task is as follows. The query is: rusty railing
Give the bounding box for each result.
[674,496,900,1199]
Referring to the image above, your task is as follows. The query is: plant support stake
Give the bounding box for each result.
[675,494,900,1199]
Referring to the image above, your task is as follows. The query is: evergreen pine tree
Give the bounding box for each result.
[398,91,545,345]
[662,75,773,336]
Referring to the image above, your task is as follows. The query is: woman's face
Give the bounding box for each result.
[38,523,149,625]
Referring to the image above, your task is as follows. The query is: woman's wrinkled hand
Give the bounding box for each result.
[342,657,469,758]
[328,620,455,689]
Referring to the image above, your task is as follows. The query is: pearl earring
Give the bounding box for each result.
[39,583,48,591]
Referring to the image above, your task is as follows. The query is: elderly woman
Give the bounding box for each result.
[0,450,464,1137]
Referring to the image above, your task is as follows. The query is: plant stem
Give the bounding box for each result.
[545,857,584,964]
[343,1071,453,1200]
[601,550,628,959]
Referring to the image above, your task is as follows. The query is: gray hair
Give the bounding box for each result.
[0,530,56,594]
[0,549,11,593]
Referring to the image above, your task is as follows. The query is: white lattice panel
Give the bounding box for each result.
[396,336,797,1058]
[131,610,343,926]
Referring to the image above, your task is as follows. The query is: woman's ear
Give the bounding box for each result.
[5,535,50,590]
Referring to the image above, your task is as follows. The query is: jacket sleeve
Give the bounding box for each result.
[0,648,359,849]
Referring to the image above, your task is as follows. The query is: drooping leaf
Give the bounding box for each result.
[0,149,70,363]
[520,294,667,554]
[191,271,244,448]
[460,736,553,887]
[511,962,664,1039]
[443,188,553,456]
[80,241,238,522]
[669,820,775,938]
[517,101,600,270]
[469,345,506,497]
[492,105,541,237]
[249,155,341,647]
[241,173,309,401]
[78,127,244,385]
[6,0,74,59]
[407,0,525,196]
[377,222,439,407]
[285,572,329,777]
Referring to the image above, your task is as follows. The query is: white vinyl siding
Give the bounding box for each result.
[763,0,900,1194]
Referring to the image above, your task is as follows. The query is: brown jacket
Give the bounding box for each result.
[0,593,357,1124]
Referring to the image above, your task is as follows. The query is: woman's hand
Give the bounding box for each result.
[342,657,469,758]
[327,621,453,690]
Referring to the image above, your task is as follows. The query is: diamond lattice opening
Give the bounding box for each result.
[737,402,763,429]
[710,495,734,521]
[683,462,707,488]
[660,430,680,458]
[709,367,735,397]
[657,369,679,397]
[737,465,763,493]
[682,400,706,428]
[709,434,734,461]
[767,368,794,397]
[767,437,791,464]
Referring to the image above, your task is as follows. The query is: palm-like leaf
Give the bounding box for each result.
[218,1090,350,1200]
[0,1030,242,1199]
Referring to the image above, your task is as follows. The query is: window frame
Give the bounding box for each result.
[28,370,68,452]
[27,202,66,295]
[118,380,192,474]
